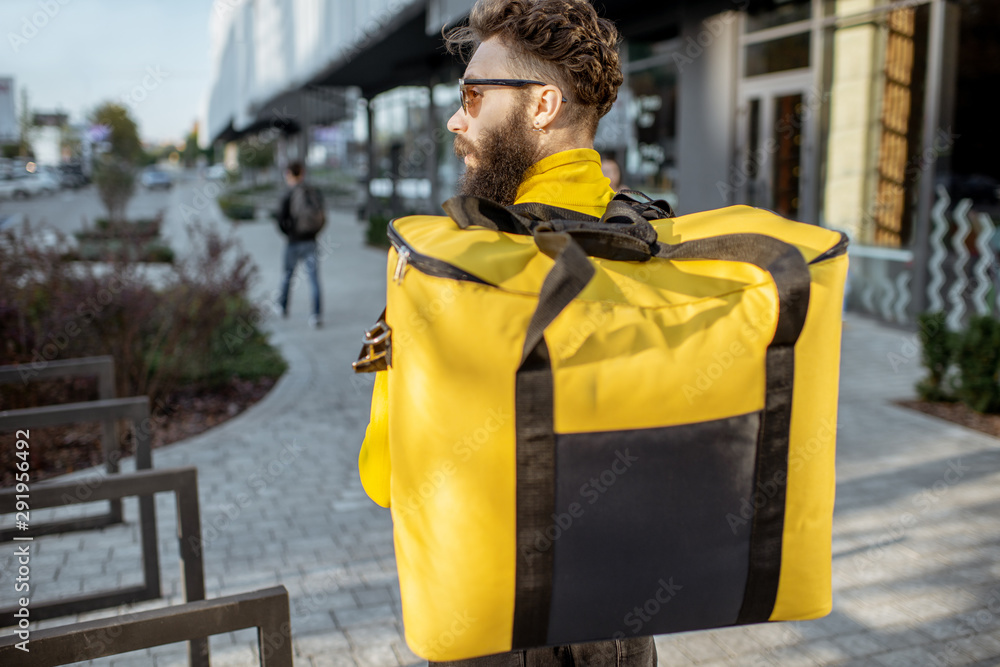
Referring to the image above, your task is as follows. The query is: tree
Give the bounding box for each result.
[90,102,142,224]
[91,102,142,163]
[182,124,200,168]
[237,134,276,184]
[93,158,136,225]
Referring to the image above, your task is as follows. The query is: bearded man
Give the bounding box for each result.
[360,1,657,664]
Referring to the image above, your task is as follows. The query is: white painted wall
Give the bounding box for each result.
[205,0,422,143]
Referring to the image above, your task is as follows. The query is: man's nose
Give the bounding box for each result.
[447,107,466,134]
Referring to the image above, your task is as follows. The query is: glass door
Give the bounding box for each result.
[736,73,816,221]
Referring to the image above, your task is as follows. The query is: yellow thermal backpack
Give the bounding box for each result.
[354,194,848,661]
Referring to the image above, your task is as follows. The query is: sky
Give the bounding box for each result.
[2,0,214,146]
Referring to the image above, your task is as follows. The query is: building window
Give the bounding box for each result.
[625,64,678,200]
[871,7,920,247]
[745,0,812,33]
[945,0,1000,219]
[745,32,811,77]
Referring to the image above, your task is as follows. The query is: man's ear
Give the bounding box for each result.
[530,85,565,131]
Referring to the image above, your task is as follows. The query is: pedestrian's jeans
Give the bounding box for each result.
[278,240,321,317]
[429,637,657,667]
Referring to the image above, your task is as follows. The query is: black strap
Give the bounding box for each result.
[509,201,604,225]
[511,194,674,230]
[653,234,811,624]
[512,232,594,648]
[534,221,655,262]
[599,198,649,227]
[442,196,533,235]
[447,195,661,262]
[444,189,673,237]
[614,189,675,220]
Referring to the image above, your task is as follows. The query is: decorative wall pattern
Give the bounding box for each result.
[849,186,998,329]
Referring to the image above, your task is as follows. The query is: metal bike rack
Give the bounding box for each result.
[0,467,206,664]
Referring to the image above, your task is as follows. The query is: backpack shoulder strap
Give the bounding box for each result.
[510,189,675,228]
[607,189,675,221]
[441,195,660,262]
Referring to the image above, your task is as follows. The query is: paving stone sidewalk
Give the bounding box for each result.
[2,179,1000,666]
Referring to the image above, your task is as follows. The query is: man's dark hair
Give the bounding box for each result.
[445,0,623,137]
[287,161,304,178]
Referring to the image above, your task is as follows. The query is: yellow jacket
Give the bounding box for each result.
[358,148,615,507]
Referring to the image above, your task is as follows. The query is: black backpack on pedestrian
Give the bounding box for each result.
[290,185,326,235]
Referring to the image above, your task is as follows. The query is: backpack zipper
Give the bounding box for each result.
[387,221,494,286]
[808,232,849,265]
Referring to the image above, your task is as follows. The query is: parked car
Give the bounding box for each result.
[35,166,62,191]
[0,176,15,200]
[58,163,90,189]
[204,164,229,181]
[140,168,173,190]
[0,172,58,199]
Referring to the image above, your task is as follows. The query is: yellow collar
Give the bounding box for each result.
[514,148,614,218]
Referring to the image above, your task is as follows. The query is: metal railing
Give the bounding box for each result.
[0,586,294,667]
[0,356,151,536]
[0,358,298,665]
[0,467,207,664]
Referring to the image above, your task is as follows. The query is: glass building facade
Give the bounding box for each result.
[589,0,993,256]
[209,0,997,254]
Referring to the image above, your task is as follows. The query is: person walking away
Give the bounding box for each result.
[275,160,326,328]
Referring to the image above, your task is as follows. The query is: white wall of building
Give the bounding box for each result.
[205,0,422,145]
[0,77,17,144]
[32,126,61,165]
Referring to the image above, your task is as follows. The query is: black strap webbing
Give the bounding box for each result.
[442,196,533,235]
[512,232,594,648]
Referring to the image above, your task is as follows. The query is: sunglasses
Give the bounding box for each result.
[458,78,569,116]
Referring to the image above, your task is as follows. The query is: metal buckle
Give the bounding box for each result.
[352,319,392,372]
[362,320,391,346]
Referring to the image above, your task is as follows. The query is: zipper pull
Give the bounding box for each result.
[393,245,410,284]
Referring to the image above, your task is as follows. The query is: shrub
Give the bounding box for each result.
[72,213,170,263]
[142,240,175,263]
[92,157,136,225]
[366,214,391,248]
[916,312,956,402]
[231,184,278,197]
[953,315,1000,413]
[201,296,287,387]
[0,220,284,407]
[89,216,162,238]
[218,195,256,221]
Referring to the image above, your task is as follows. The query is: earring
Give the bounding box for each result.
[532,125,544,132]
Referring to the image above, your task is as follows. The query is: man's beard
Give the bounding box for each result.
[454,105,539,206]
